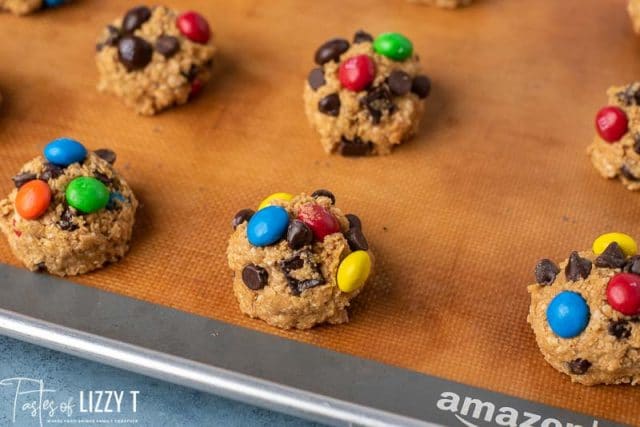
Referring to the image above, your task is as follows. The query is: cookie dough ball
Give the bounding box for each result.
[0,0,67,15]
[0,138,138,276]
[227,190,373,329]
[304,30,430,156]
[629,0,640,34]
[527,233,640,385]
[409,0,471,8]
[96,5,216,115]
[587,83,640,190]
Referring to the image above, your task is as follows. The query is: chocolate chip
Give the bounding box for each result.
[623,256,640,274]
[318,93,341,116]
[346,227,369,251]
[311,189,335,204]
[231,209,255,230]
[534,259,560,286]
[181,64,199,82]
[35,262,47,273]
[94,149,116,165]
[286,220,314,250]
[411,75,431,99]
[281,255,304,272]
[361,86,395,124]
[568,359,592,375]
[242,264,268,290]
[339,137,372,156]
[353,30,373,44]
[314,38,350,65]
[118,35,153,71]
[58,207,78,231]
[39,163,63,181]
[307,68,326,91]
[565,251,592,281]
[617,84,640,106]
[620,165,640,181]
[122,6,151,33]
[634,134,640,155]
[93,171,112,186]
[595,242,626,269]
[155,35,180,58]
[608,320,632,340]
[11,172,36,188]
[97,25,121,51]
[388,70,412,96]
[297,278,325,292]
[346,214,362,229]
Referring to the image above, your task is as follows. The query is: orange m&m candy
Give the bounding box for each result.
[15,180,51,220]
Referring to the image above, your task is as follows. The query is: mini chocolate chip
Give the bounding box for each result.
[242,264,268,290]
[58,207,78,231]
[568,359,592,375]
[39,163,63,181]
[634,134,640,155]
[297,278,325,292]
[122,6,151,33]
[339,137,372,156]
[232,209,255,230]
[94,149,116,165]
[307,68,326,91]
[314,38,350,65]
[318,93,341,116]
[93,171,112,186]
[620,165,640,181]
[361,86,395,124]
[411,75,431,99]
[353,30,373,44]
[11,172,36,188]
[608,320,632,339]
[623,255,640,274]
[346,214,362,229]
[534,259,560,286]
[346,227,369,251]
[311,189,335,204]
[632,317,640,323]
[155,35,180,58]
[181,64,199,82]
[287,220,314,250]
[617,84,640,106]
[97,25,121,51]
[388,70,412,96]
[118,35,153,71]
[565,251,592,281]
[281,255,304,272]
[595,242,626,269]
[35,262,47,273]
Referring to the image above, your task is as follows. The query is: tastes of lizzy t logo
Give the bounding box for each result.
[0,377,140,426]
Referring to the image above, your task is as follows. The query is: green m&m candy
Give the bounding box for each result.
[373,32,413,61]
[65,177,110,214]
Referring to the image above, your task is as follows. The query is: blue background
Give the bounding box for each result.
[0,335,322,427]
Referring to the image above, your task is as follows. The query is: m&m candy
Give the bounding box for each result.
[339,55,375,92]
[546,291,590,338]
[337,250,371,293]
[373,32,413,61]
[44,138,87,167]
[65,177,110,214]
[258,192,293,210]
[15,180,51,220]
[607,273,640,316]
[177,11,211,44]
[595,106,628,143]
[247,206,289,247]
[593,232,637,257]
[297,203,340,242]
[43,0,66,6]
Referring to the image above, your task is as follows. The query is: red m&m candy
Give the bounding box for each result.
[190,79,203,98]
[339,55,375,92]
[607,273,640,316]
[595,106,628,143]
[15,180,51,220]
[177,11,211,44]
[297,204,340,242]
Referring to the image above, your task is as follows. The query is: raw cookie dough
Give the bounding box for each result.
[227,190,373,329]
[0,0,66,15]
[587,82,640,190]
[96,5,216,115]
[0,138,138,276]
[527,233,640,385]
[629,0,640,34]
[304,30,430,156]
[409,0,471,8]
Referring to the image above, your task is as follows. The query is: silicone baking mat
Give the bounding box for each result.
[0,0,639,424]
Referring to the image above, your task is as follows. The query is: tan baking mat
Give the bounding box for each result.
[1,0,639,423]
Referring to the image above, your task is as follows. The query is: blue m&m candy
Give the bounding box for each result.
[247,206,289,247]
[43,0,66,7]
[44,138,87,166]
[546,291,590,338]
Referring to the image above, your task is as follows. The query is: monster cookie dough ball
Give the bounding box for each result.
[96,5,216,115]
[227,190,373,329]
[304,30,430,156]
[586,82,640,190]
[0,0,67,15]
[409,0,471,8]
[527,232,640,385]
[0,138,138,276]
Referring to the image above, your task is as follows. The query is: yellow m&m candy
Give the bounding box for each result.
[592,232,637,257]
[337,250,371,293]
[258,192,294,210]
